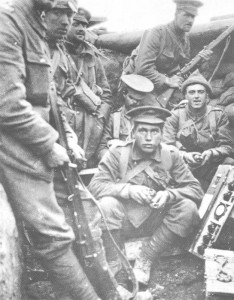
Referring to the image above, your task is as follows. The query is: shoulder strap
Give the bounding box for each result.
[207,107,218,136]
[121,160,153,183]
[112,111,122,139]
[51,49,61,77]
[119,145,131,181]
[119,144,153,184]
[157,26,167,60]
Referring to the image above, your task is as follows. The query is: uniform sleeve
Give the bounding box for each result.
[135,27,167,89]
[167,148,204,206]
[95,55,112,121]
[163,111,180,146]
[210,110,234,157]
[88,147,131,199]
[0,13,58,156]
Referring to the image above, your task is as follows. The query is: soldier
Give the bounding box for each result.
[123,0,211,107]
[45,2,128,300]
[89,106,203,288]
[0,0,102,299]
[163,70,234,191]
[65,8,112,168]
[97,74,154,160]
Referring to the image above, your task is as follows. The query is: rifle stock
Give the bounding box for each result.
[157,23,234,108]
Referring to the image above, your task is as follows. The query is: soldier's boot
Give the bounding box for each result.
[101,230,133,295]
[43,247,101,300]
[133,224,178,286]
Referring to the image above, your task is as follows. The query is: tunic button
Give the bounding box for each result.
[40,58,46,63]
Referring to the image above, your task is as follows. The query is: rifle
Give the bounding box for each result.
[49,83,138,300]
[157,23,234,108]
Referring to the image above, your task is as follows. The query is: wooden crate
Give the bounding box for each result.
[205,248,234,297]
[189,165,234,258]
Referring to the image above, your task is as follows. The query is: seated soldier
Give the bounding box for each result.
[163,70,234,191]
[89,106,203,288]
[97,74,154,160]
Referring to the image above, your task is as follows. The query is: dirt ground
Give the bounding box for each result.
[24,220,234,300]
[24,253,233,300]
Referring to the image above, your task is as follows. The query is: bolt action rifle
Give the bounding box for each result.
[49,83,138,300]
[157,24,234,108]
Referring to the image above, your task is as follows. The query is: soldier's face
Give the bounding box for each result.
[175,10,195,32]
[124,88,145,111]
[133,123,162,155]
[35,0,57,10]
[67,21,87,43]
[45,8,74,42]
[185,84,208,111]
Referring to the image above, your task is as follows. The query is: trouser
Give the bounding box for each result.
[99,196,200,238]
[99,196,200,273]
[0,163,100,300]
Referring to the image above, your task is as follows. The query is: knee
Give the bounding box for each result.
[99,197,126,230]
[179,199,199,217]
[222,157,234,165]
[99,196,124,217]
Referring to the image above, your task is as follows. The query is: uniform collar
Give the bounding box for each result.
[66,40,95,56]
[168,21,187,42]
[131,141,162,162]
[186,103,208,119]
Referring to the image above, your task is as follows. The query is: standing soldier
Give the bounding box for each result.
[65,8,112,168]
[89,106,203,288]
[97,74,154,160]
[0,0,102,299]
[124,0,211,108]
[45,2,127,299]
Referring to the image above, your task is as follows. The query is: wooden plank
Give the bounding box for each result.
[205,249,234,296]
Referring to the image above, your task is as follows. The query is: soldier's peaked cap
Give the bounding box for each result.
[174,0,203,16]
[181,70,213,95]
[73,7,91,25]
[127,106,171,125]
[121,74,154,93]
[54,0,79,13]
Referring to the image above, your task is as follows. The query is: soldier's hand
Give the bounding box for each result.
[183,152,203,166]
[150,190,170,209]
[198,49,213,61]
[129,185,156,205]
[68,143,86,163]
[200,149,213,165]
[44,143,69,168]
[166,75,183,89]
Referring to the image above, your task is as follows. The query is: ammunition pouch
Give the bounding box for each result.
[73,78,102,113]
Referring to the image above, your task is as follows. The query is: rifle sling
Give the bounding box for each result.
[49,52,97,262]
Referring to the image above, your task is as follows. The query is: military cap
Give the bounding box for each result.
[174,0,203,16]
[73,7,91,25]
[54,0,79,12]
[127,106,171,125]
[181,70,213,95]
[121,74,154,93]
